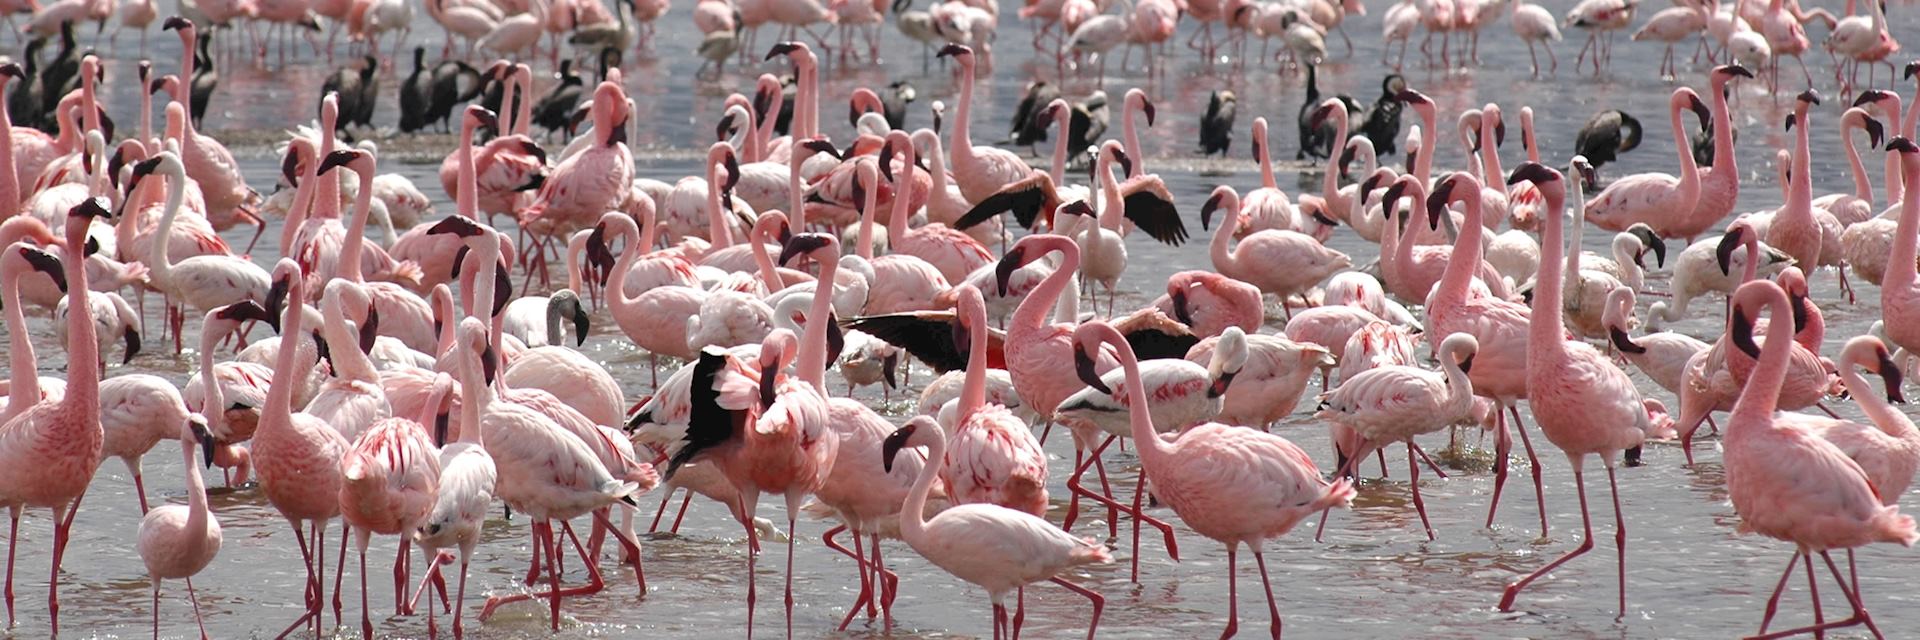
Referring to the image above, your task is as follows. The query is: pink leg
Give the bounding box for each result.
[49,494,84,636]
[546,522,563,630]
[1608,466,1627,617]
[1486,401,1513,527]
[1498,467,1595,612]
[1252,549,1284,639]
[187,576,209,640]
[1219,544,1239,640]
[872,534,896,627]
[1803,545,1826,634]
[588,510,644,593]
[1413,443,1449,478]
[827,525,874,630]
[333,523,348,626]
[1012,587,1025,639]
[1047,576,1104,640]
[1510,404,1550,535]
[453,556,471,639]
[394,538,413,614]
[359,542,373,639]
[1408,441,1435,540]
[785,517,798,638]
[6,507,18,626]
[133,471,151,513]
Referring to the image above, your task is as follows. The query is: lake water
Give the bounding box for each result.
[4,2,1920,638]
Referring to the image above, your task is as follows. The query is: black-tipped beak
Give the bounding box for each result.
[1074,347,1110,394]
[72,197,113,221]
[1856,89,1893,108]
[1423,179,1452,230]
[1891,137,1920,153]
[1141,99,1156,127]
[1689,95,1712,125]
[20,246,64,289]
[358,308,380,355]
[993,249,1023,296]
[262,281,288,334]
[1730,306,1759,358]
[122,327,141,364]
[937,44,968,58]
[570,303,591,347]
[481,344,499,385]
[1715,226,1744,276]
[1722,63,1754,79]
[1879,350,1907,404]
[765,42,800,60]
[1200,192,1224,231]
[1113,149,1134,178]
[777,232,831,267]
[760,362,779,409]
[318,150,358,176]
[1208,370,1237,398]
[1785,113,1798,132]
[1455,353,1474,375]
[1797,89,1822,106]
[881,423,916,473]
[1395,89,1429,105]
[472,107,500,132]
[491,261,512,317]
[0,63,22,80]
[195,420,217,469]
[1609,326,1646,354]
[163,15,192,31]
[1507,161,1553,187]
[428,215,485,237]
[1632,226,1665,267]
[881,352,899,390]
[1170,289,1192,326]
[1906,61,1920,80]
[1865,116,1886,149]
[434,410,450,447]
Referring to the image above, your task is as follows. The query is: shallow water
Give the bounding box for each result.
[5,3,1920,638]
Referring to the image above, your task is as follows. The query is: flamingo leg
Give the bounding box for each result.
[589,510,644,593]
[1803,545,1825,633]
[1252,548,1283,639]
[6,506,18,626]
[1047,576,1104,640]
[1510,404,1550,535]
[333,523,348,626]
[359,538,373,639]
[1486,400,1513,527]
[826,525,874,631]
[1413,443,1448,478]
[395,537,413,614]
[1498,467,1596,612]
[453,553,472,639]
[1608,465,1627,617]
[187,576,209,640]
[1408,441,1435,540]
[785,516,798,638]
[872,533,896,627]
[1219,544,1238,640]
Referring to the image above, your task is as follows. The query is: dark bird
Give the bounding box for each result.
[1573,109,1643,188]
[771,74,797,136]
[321,56,379,135]
[38,22,82,131]
[530,59,585,137]
[1065,91,1109,168]
[1007,80,1059,148]
[1357,73,1407,156]
[881,80,915,130]
[189,33,216,128]
[401,48,485,134]
[1297,64,1362,160]
[1198,89,1236,157]
[8,39,47,130]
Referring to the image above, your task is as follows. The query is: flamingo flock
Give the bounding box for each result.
[4,0,1920,636]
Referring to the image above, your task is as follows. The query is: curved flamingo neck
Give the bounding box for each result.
[181,422,210,542]
[707,154,735,249]
[1708,76,1737,175]
[1670,97,1701,194]
[148,164,190,288]
[1843,119,1874,201]
[1479,117,1504,188]
[458,120,480,218]
[1530,178,1570,350]
[1731,287,1793,422]
[1739,228,1762,284]
[1012,238,1079,333]
[1256,122,1277,189]
[606,217,646,313]
[265,274,308,417]
[1104,324,1169,463]
[1050,109,1071,183]
[339,165,376,282]
[322,289,378,383]
[197,321,225,436]
[1435,184,1488,299]
[0,87,16,213]
[887,145,915,240]
[1122,102,1144,179]
[1521,110,1540,163]
[1097,153,1123,231]
[1841,344,1916,438]
[750,222,786,291]
[1321,110,1348,211]
[433,288,456,357]
[898,424,946,545]
[959,293,988,419]
[1,256,36,411]
[1890,157,1920,292]
[794,247,840,392]
[1208,192,1241,275]
[951,58,977,164]
[1414,106,1438,183]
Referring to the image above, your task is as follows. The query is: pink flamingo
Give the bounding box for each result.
[942,282,1053,511]
[0,242,66,425]
[521,81,632,283]
[340,379,444,638]
[134,148,271,355]
[1582,88,1708,238]
[1421,171,1550,533]
[99,374,197,513]
[1564,0,1635,74]
[315,148,440,353]
[399,107,519,293]
[1678,64,1752,243]
[1758,0,1814,88]
[1880,135,1920,358]
[1378,175,1508,304]
[1767,90,1850,299]
[305,280,393,445]
[1151,270,1263,338]
[1187,328,1333,429]
[136,412,220,640]
[1501,161,1654,616]
[412,321,497,639]
[0,200,108,635]
[1073,319,1354,640]
[162,18,265,249]
[882,415,1111,640]
[1631,0,1705,79]
[183,303,274,488]
[1203,185,1352,317]
[1314,332,1477,539]
[1827,0,1898,95]
[1240,117,1300,235]
[880,131,992,283]
[937,45,1032,204]
[1603,286,1708,397]
[1511,0,1561,74]
[1816,106,1883,228]
[252,258,354,639]
[668,233,845,639]
[1721,277,1915,639]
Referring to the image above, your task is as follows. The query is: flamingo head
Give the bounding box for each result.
[882,416,940,473]
[1906,61,1920,80]
[1627,224,1665,268]
[1424,173,1463,230]
[1854,89,1897,111]
[163,15,193,34]
[463,105,500,132]
[427,214,487,238]
[777,232,835,268]
[1863,339,1907,404]
[1072,330,1111,395]
[1570,156,1598,191]
[1200,185,1234,232]
[1892,136,1920,154]
[1506,161,1559,188]
[1728,283,1767,359]
[1169,287,1192,326]
[185,414,216,469]
[316,148,371,178]
[0,63,21,84]
[1714,223,1750,277]
[765,41,808,61]
[936,44,971,59]
[1712,63,1754,81]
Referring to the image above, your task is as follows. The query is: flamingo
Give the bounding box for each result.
[1511,0,1560,74]
[1501,160,1655,616]
[520,80,633,282]
[339,377,443,638]
[1631,0,1705,79]
[1564,0,1635,74]
[879,130,992,283]
[132,149,271,355]
[1767,90,1850,299]
[1721,277,1916,638]
[1827,0,1898,96]
[1071,319,1353,639]
[1603,286,1709,397]
[882,415,1111,640]
[1202,185,1352,317]
[98,374,197,514]
[1314,332,1476,539]
[1151,270,1263,338]
[1676,64,1752,243]
[0,199,109,636]
[412,321,498,639]
[0,242,66,424]
[251,259,354,639]
[136,411,221,640]
[1582,88,1709,238]
[937,45,1032,204]
[1879,138,1920,398]
[162,18,265,249]
[1185,329,1333,429]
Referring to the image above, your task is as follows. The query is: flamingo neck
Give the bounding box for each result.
[457,340,489,447]
[340,168,376,282]
[1050,113,1070,183]
[1208,195,1239,277]
[1123,107,1144,179]
[1740,231,1761,284]
[1436,188,1488,300]
[788,149,807,229]
[564,234,586,293]
[951,60,976,162]
[1440,340,1474,414]
[794,251,839,392]
[181,428,210,543]
[1415,108,1437,183]
[959,299,988,419]
[322,291,380,384]
[265,277,307,418]
[1709,77,1737,174]
[434,291,456,357]
[1892,163,1920,292]
[1529,182,1569,358]
[515,71,534,137]
[1845,122,1875,201]
[1012,240,1078,332]
[707,159,734,249]
[1,260,36,410]
[1257,126,1277,189]
[58,219,97,403]
[1111,329,1169,464]
[750,228,785,291]
[1097,155,1123,231]
[1786,109,1813,213]
[458,120,480,218]
[1321,115,1348,214]
[0,94,15,213]
[888,152,915,240]
[198,326,224,436]
[1844,349,1916,440]
[148,166,189,288]
[1671,100,1700,193]
[897,425,945,547]
[607,219,645,312]
[1730,290,1793,424]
